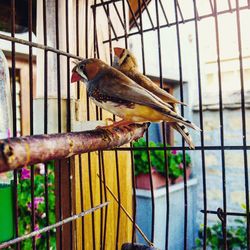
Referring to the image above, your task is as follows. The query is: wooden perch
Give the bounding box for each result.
[0,124,148,173]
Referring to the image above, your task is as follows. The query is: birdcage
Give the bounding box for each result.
[0,0,250,249]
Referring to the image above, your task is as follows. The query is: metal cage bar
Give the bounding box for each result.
[0,0,249,249]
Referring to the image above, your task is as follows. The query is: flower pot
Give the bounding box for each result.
[136,168,170,190]
[0,182,15,243]
[172,167,192,184]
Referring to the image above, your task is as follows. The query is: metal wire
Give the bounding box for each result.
[137,0,155,243]
[213,1,227,248]
[173,1,188,248]
[11,1,19,250]
[102,4,250,43]
[235,0,250,246]
[154,0,170,248]
[1,1,250,249]
[42,0,50,248]
[193,1,207,248]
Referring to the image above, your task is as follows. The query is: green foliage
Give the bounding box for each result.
[18,161,56,250]
[133,138,191,180]
[195,218,247,250]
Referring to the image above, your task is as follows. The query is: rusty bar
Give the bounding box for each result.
[0,33,82,60]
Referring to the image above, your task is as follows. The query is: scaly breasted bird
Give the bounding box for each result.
[113,47,197,149]
[71,58,199,146]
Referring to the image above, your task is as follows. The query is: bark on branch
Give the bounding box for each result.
[0,124,148,173]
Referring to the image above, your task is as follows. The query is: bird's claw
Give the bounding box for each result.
[105,118,115,126]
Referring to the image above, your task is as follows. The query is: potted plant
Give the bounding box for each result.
[133,138,192,189]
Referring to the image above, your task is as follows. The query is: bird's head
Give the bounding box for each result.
[71,58,105,83]
[113,47,138,70]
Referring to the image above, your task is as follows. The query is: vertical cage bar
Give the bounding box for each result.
[42,0,50,248]
[28,1,34,136]
[154,0,170,249]
[106,6,122,249]
[114,149,121,250]
[120,0,138,244]
[85,0,89,58]
[130,148,137,244]
[27,0,36,248]
[93,4,104,249]
[84,4,95,245]
[100,152,108,249]
[65,0,73,249]
[193,1,207,249]
[235,0,250,247]
[78,154,85,249]
[228,0,232,12]
[11,1,19,248]
[87,153,96,250]
[55,0,63,247]
[213,1,227,249]
[176,0,185,23]
[77,4,86,248]
[97,150,104,250]
[173,1,188,249]
[85,4,96,247]
[137,0,155,243]
[122,0,128,49]
[30,162,35,250]
[76,0,80,99]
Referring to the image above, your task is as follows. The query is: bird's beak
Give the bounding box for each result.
[114,47,123,58]
[71,71,83,83]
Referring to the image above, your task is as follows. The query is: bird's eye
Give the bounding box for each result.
[79,65,84,71]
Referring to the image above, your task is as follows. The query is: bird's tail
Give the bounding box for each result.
[157,106,201,131]
[172,123,195,149]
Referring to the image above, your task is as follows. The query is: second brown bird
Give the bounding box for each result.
[113,47,198,149]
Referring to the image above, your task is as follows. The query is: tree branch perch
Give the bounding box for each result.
[0,124,148,173]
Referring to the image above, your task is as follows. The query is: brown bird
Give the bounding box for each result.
[113,47,197,149]
[71,58,199,142]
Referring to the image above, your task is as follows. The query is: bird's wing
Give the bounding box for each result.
[95,68,200,130]
[128,70,186,106]
[96,68,172,110]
